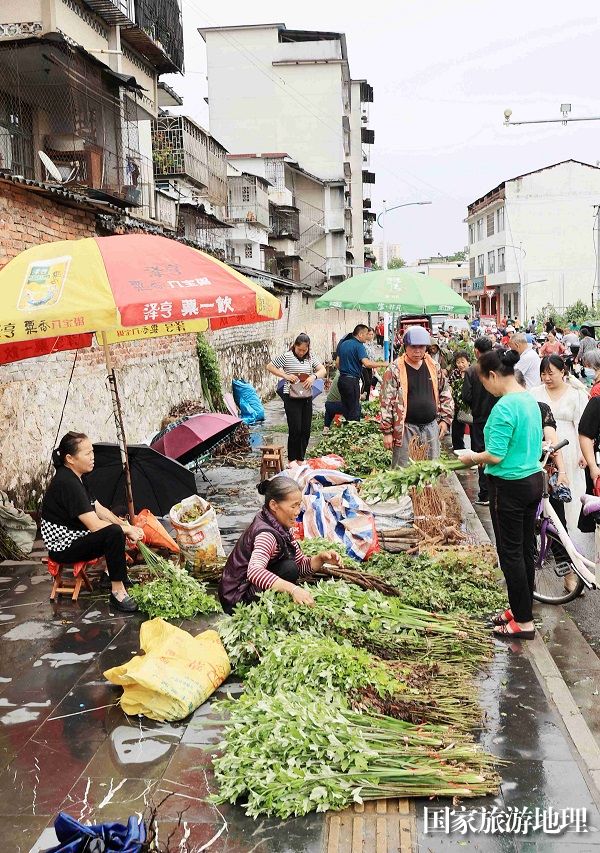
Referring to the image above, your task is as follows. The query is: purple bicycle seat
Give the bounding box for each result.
[581,494,600,516]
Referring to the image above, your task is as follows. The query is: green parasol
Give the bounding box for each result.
[315,269,471,314]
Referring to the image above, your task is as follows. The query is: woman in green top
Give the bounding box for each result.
[461,349,543,640]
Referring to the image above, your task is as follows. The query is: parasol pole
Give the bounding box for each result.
[101,332,136,523]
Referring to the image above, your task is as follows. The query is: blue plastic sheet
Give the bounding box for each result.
[232,378,265,424]
[45,812,146,853]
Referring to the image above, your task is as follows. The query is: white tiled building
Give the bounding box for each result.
[466,160,600,322]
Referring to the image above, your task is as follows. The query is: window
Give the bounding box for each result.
[486,212,495,237]
[497,206,505,232]
[488,250,495,274]
[244,243,253,259]
[477,218,484,241]
[468,223,475,244]
[469,256,476,279]
[477,254,484,276]
[242,186,251,203]
[498,247,505,272]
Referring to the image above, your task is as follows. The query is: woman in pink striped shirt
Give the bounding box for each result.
[218,476,343,613]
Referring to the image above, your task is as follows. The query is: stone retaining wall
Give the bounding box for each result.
[0,183,368,501]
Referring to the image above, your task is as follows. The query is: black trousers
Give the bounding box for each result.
[283,395,313,461]
[488,472,543,623]
[361,367,373,399]
[338,374,361,422]
[451,418,466,450]
[471,420,489,501]
[49,524,128,583]
[324,401,345,428]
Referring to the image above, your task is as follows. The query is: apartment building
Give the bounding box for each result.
[372,243,403,268]
[199,23,374,287]
[0,0,183,222]
[466,160,600,322]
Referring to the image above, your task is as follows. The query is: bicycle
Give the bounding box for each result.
[533,439,598,604]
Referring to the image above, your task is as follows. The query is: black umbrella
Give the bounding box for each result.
[85,444,197,517]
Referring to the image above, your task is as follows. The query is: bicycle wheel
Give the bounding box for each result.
[532,528,585,604]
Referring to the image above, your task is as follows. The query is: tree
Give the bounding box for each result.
[387,257,406,269]
[446,249,468,262]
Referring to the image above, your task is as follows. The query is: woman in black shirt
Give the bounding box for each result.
[41,432,143,613]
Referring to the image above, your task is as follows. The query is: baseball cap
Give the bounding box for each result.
[506,325,516,333]
[403,326,431,346]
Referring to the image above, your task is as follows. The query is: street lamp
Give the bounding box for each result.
[503,104,600,127]
[376,200,432,359]
[376,200,432,270]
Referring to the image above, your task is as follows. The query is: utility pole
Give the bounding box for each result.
[596,206,600,305]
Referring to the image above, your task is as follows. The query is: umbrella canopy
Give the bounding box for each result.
[151,413,242,464]
[0,233,281,346]
[315,269,471,314]
[85,443,197,517]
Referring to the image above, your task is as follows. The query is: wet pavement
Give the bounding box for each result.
[2,404,600,850]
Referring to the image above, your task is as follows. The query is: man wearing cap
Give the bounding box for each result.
[501,325,516,347]
[380,326,454,468]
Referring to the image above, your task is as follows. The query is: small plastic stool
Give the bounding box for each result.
[259,445,284,479]
[47,558,100,601]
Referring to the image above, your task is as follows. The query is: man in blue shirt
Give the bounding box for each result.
[336,324,386,421]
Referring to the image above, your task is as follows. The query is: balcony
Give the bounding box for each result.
[363,222,374,244]
[227,174,270,229]
[362,170,375,185]
[0,37,151,207]
[152,116,227,204]
[361,128,375,145]
[360,81,374,103]
[363,198,371,209]
[270,204,300,241]
[83,0,184,72]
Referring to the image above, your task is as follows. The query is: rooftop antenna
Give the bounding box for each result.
[38,150,78,184]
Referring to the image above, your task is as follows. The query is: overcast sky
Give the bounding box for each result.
[164,0,600,263]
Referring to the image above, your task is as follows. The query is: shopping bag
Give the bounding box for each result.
[170,495,225,566]
[104,619,230,722]
[134,508,179,552]
[44,812,145,853]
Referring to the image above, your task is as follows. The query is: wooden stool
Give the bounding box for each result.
[47,558,100,602]
[259,445,284,480]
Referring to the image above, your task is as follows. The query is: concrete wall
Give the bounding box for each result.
[204,27,346,181]
[350,80,365,267]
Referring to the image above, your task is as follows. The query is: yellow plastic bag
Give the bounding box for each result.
[104,618,231,721]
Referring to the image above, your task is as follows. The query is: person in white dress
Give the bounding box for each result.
[530,354,588,534]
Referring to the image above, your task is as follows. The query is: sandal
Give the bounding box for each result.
[493,619,535,640]
[490,608,513,626]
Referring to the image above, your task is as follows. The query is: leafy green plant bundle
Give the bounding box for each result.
[130,543,221,620]
[243,633,481,730]
[361,458,466,503]
[212,689,499,818]
[218,580,492,675]
[311,420,391,476]
[196,333,227,412]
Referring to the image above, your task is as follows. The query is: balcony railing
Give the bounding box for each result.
[360,81,374,103]
[152,115,209,191]
[364,222,374,244]
[227,176,270,229]
[361,127,375,145]
[270,204,300,240]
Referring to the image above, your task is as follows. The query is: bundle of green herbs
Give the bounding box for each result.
[130,543,221,620]
[218,580,492,675]
[311,420,391,476]
[243,633,481,730]
[212,689,499,818]
[361,458,466,503]
[299,538,504,616]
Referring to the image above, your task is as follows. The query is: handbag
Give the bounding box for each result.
[456,409,473,425]
[289,377,313,399]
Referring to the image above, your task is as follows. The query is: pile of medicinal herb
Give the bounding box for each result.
[218,580,492,674]
[212,689,499,818]
[361,459,466,503]
[130,543,221,620]
[311,421,391,476]
[243,634,482,730]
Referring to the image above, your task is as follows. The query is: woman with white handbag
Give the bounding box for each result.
[267,334,326,462]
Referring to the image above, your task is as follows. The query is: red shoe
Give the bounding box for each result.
[493,619,535,640]
[490,608,513,626]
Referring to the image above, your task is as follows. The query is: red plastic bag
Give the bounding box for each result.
[305,454,345,470]
[292,521,304,540]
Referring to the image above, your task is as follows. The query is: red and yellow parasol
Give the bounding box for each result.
[0,234,282,517]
